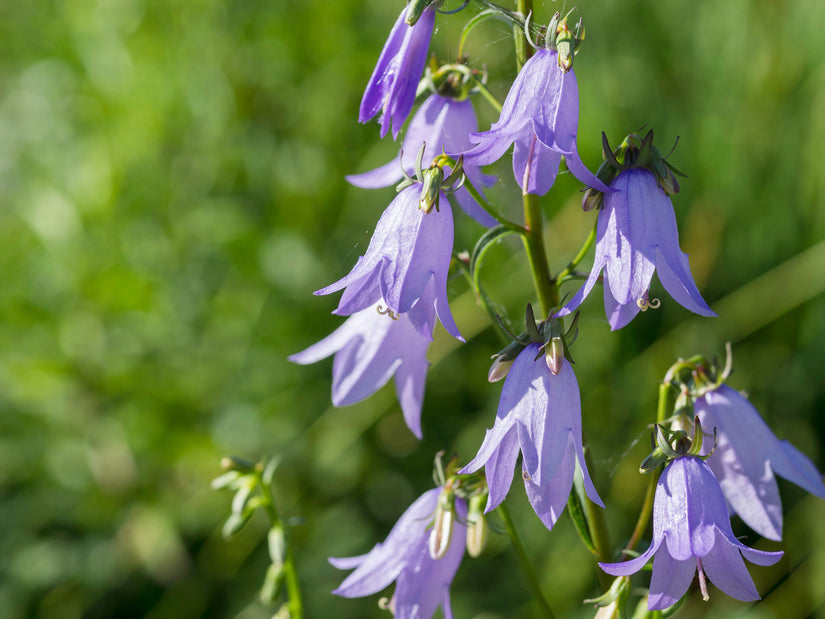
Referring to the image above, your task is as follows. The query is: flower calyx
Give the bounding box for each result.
[663,342,734,403]
[584,575,630,618]
[524,9,585,71]
[488,303,579,381]
[397,144,466,213]
[418,60,477,101]
[583,130,687,211]
[429,451,488,560]
[405,0,445,26]
[639,417,717,473]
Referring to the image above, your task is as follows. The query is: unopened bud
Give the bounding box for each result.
[220,455,255,473]
[419,165,444,213]
[545,337,565,375]
[658,167,680,195]
[260,562,285,605]
[428,487,455,559]
[466,494,490,557]
[488,357,513,382]
[582,188,603,212]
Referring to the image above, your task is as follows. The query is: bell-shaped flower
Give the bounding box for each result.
[330,487,467,619]
[348,93,498,228]
[360,4,435,138]
[315,184,463,342]
[600,456,783,610]
[289,291,435,438]
[695,384,825,541]
[557,168,715,329]
[462,48,608,195]
[460,343,603,531]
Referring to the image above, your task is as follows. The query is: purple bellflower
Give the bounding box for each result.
[348,93,498,228]
[461,343,603,531]
[289,292,434,438]
[695,385,825,541]
[360,5,435,139]
[600,456,783,610]
[330,487,467,619]
[315,184,463,342]
[557,168,715,330]
[462,48,608,195]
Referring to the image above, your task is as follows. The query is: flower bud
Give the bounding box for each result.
[428,486,456,559]
[260,562,285,605]
[581,187,603,212]
[419,165,444,214]
[488,357,514,382]
[545,337,565,375]
[465,493,490,557]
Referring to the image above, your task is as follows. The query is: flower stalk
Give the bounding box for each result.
[498,502,556,619]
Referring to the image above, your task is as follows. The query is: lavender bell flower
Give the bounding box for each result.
[462,48,608,195]
[289,292,434,438]
[461,343,603,531]
[360,5,435,139]
[557,168,716,330]
[695,384,825,541]
[600,456,783,610]
[348,93,498,228]
[315,184,463,342]
[330,488,467,619]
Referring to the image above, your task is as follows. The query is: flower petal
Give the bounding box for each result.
[647,550,696,611]
[700,531,761,603]
[523,436,576,531]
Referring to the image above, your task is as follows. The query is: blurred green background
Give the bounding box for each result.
[1,0,824,617]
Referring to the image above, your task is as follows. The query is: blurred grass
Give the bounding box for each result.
[0,0,824,618]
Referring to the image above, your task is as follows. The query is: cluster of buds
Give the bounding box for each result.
[525,9,585,71]
[488,303,579,381]
[429,452,490,560]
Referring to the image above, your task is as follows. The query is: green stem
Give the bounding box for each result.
[555,219,597,285]
[259,474,304,619]
[582,447,612,591]
[622,382,673,557]
[472,77,503,113]
[522,192,556,316]
[514,0,532,69]
[499,502,556,619]
[439,156,525,232]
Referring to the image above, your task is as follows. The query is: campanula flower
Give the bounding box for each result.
[330,487,467,619]
[315,184,463,342]
[462,48,608,195]
[360,5,435,138]
[600,456,783,610]
[461,343,603,531]
[557,168,715,329]
[695,384,825,541]
[289,292,434,438]
[348,93,498,227]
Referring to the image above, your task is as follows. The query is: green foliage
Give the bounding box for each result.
[0,1,824,618]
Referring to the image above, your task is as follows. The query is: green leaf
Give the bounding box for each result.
[567,473,596,554]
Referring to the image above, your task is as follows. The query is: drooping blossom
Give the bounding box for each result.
[557,168,715,329]
[695,384,825,541]
[315,184,463,342]
[462,48,608,195]
[331,488,467,619]
[289,291,434,438]
[461,343,603,531]
[600,456,783,610]
[360,5,435,138]
[348,93,498,227]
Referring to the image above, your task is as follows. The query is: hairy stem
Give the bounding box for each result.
[522,193,556,317]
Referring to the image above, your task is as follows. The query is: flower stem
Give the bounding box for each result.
[622,381,672,557]
[498,502,557,619]
[582,447,613,591]
[471,77,503,113]
[259,471,304,619]
[437,155,525,232]
[522,192,557,317]
[514,0,533,69]
[555,219,597,285]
